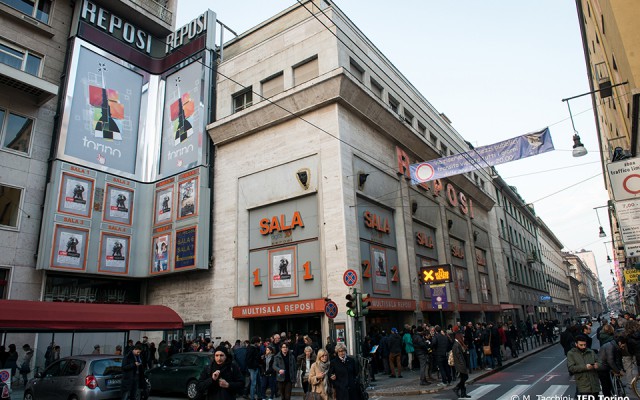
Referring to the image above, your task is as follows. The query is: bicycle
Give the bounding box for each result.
[611,372,626,396]
[631,374,640,398]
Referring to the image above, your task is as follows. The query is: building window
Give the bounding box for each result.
[261,72,284,99]
[232,87,253,113]
[417,122,426,136]
[388,95,399,114]
[0,184,22,229]
[0,40,42,77]
[349,58,364,82]
[293,56,318,86]
[403,109,414,125]
[440,143,448,156]
[0,108,34,154]
[612,54,618,71]
[1,0,51,23]
[370,77,383,99]
[0,268,8,299]
[429,132,437,145]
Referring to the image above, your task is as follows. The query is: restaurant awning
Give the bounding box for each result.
[0,300,183,332]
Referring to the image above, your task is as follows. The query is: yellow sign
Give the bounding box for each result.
[624,269,640,283]
[420,264,453,284]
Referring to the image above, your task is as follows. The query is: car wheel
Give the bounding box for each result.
[146,377,152,393]
[186,379,198,399]
[23,391,34,400]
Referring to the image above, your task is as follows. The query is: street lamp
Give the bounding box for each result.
[594,206,608,238]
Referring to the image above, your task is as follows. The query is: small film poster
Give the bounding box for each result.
[371,246,390,294]
[154,186,173,225]
[175,226,197,269]
[151,234,171,273]
[104,184,133,225]
[58,173,94,218]
[99,233,130,274]
[52,225,89,270]
[177,177,198,220]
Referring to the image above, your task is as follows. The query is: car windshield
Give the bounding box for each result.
[91,358,123,376]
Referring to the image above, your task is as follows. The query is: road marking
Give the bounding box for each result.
[545,374,560,382]
[530,357,568,387]
[467,384,500,398]
[496,385,531,400]
[514,374,535,382]
[541,385,570,397]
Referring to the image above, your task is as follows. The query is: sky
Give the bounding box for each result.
[175,1,614,291]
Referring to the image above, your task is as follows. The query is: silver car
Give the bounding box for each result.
[24,355,123,400]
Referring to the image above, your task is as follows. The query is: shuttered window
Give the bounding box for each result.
[293,57,318,86]
[262,73,284,98]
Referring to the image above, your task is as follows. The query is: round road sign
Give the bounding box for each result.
[324,301,338,319]
[343,269,358,286]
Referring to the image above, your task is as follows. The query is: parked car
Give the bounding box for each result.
[145,352,214,399]
[23,354,123,400]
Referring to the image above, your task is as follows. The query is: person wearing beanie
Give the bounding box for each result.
[196,345,244,400]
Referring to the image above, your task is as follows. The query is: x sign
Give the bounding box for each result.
[419,264,452,284]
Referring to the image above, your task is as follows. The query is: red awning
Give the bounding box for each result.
[0,300,183,332]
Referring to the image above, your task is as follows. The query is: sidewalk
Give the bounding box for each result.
[315,340,558,397]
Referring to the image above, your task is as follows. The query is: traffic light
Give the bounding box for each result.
[360,293,371,316]
[346,289,358,318]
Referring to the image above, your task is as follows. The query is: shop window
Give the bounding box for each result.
[261,72,284,99]
[293,56,318,86]
[0,184,23,229]
[0,40,42,77]
[1,0,52,23]
[232,87,253,113]
[0,108,34,154]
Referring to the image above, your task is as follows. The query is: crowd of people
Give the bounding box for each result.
[563,312,640,398]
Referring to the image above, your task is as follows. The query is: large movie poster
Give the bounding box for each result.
[371,245,390,294]
[160,62,204,176]
[51,225,89,271]
[64,45,143,174]
[268,246,298,298]
[99,233,130,274]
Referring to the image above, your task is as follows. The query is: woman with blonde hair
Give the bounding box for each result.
[308,349,331,400]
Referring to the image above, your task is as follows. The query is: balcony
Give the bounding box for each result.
[0,63,58,105]
[136,0,172,25]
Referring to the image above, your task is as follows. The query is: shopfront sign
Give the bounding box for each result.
[232,299,325,318]
[624,269,640,284]
[419,264,452,284]
[366,297,415,311]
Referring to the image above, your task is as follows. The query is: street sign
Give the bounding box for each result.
[615,199,640,243]
[420,264,452,284]
[625,242,640,258]
[343,269,358,286]
[624,269,640,284]
[430,284,448,309]
[607,157,640,201]
[324,300,338,319]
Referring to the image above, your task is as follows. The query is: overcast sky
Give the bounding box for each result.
[176,1,613,292]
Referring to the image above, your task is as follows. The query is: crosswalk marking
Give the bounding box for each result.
[467,384,500,398]
[496,385,531,400]
[541,384,570,397]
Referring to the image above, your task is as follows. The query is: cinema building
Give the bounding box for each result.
[191,0,502,344]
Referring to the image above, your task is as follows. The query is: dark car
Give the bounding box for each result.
[145,352,214,399]
[23,354,123,400]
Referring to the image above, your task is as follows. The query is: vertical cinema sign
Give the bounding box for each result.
[396,147,474,218]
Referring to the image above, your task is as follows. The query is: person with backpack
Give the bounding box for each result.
[196,345,244,400]
[451,333,471,399]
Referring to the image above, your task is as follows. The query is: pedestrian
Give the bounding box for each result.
[115,345,123,355]
[44,342,55,368]
[19,344,33,387]
[378,331,390,375]
[5,344,17,383]
[0,346,7,368]
[597,324,624,396]
[308,349,332,400]
[412,326,430,385]
[121,344,147,400]
[452,333,471,399]
[402,327,415,371]
[463,322,477,371]
[388,327,403,378]
[328,343,359,400]
[567,334,600,397]
[92,345,101,354]
[196,345,244,400]
[431,325,452,386]
[273,343,297,400]
[246,336,262,400]
[260,345,277,400]
[297,346,316,395]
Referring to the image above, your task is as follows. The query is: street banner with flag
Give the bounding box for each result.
[410,127,554,183]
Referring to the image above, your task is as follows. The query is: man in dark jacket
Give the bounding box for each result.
[431,325,452,386]
[121,344,146,400]
[197,345,245,400]
[246,337,262,400]
[379,331,390,375]
[413,326,430,385]
[329,343,360,400]
[488,322,502,367]
[388,328,403,378]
